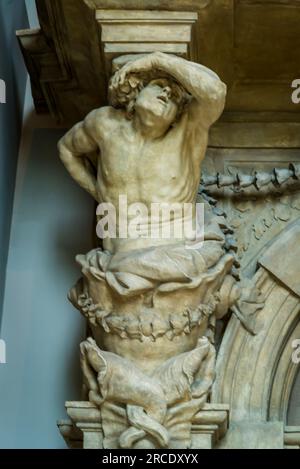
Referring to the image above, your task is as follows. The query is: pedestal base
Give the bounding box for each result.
[58,402,229,449]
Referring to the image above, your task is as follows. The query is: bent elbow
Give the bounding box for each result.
[57,138,70,164]
[220,81,227,99]
[57,138,65,156]
[215,80,227,102]
[210,81,226,112]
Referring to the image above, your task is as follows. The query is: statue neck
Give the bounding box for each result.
[133,113,169,140]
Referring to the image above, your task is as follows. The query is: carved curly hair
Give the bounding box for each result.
[108,71,191,121]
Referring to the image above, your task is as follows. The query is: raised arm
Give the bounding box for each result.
[58,109,100,201]
[112,52,226,129]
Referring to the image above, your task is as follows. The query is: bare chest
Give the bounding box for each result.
[98,128,185,185]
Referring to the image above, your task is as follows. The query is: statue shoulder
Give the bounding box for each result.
[83,106,123,138]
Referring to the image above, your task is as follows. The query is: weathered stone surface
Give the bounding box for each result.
[17,0,300,140]
[284,427,300,449]
[57,50,251,448]
[96,10,198,77]
[34,3,299,450]
[259,221,300,297]
[217,421,284,450]
[59,402,229,449]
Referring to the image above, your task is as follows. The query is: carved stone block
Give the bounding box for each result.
[58,402,229,449]
[96,10,198,75]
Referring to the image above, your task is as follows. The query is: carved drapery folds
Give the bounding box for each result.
[67,204,237,448]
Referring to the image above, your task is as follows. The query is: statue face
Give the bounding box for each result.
[134,78,179,127]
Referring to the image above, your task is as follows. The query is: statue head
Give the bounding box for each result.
[134,77,185,128]
[109,68,190,128]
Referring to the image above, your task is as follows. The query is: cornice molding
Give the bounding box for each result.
[84,0,211,11]
[16,0,300,125]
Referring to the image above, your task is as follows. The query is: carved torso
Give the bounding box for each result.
[93,107,207,252]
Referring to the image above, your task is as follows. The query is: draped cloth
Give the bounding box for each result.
[76,203,231,298]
